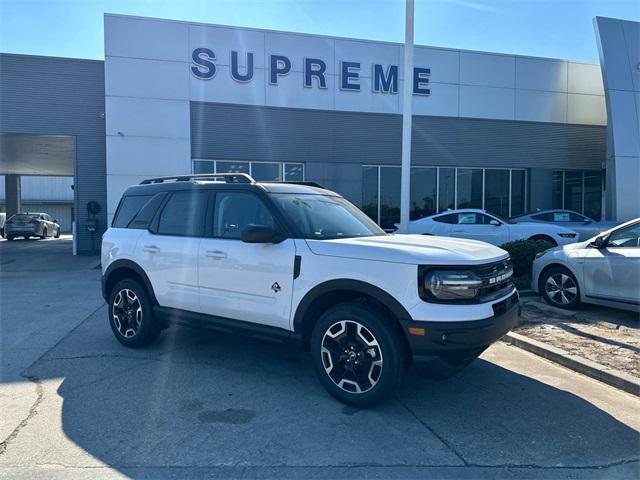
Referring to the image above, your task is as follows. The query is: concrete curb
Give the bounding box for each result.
[503,332,640,397]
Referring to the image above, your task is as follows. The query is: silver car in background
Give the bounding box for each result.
[5,212,61,241]
[511,209,619,241]
[0,213,5,238]
[532,218,640,312]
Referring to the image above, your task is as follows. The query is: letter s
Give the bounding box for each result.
[191,48,216,79]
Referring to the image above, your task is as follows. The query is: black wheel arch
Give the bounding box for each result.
[293,279,413,350]
[102,259,158,305]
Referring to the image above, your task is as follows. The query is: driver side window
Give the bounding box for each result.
[213,192,274,239]
[608,224,640,248]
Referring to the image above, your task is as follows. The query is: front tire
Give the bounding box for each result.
[310,302,408,408]
[40,228,47,240]
[540,266,581,309]
[54,228,61,238]
[108,279,160,348]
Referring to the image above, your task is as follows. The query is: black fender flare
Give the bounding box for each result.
[102,259,158,305]
[292,279,413,335]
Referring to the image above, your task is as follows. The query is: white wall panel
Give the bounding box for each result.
[567,94,607,125]
[106,97,190,138]
[460,85,514,120]
[265,32,335,74]
[189,25,265,68]
[413,47,459,85]
[105,15,188,61]
[106,136,191,176]
[515,90,567,123]
[606,90,640,157]
[265,72,335,110]
[106,57,189,100]
[335,39,400,79]
[568,62,605,95]
[411,82,459,117]
[460,52,515,88]
[190,66,266,105]
[335,77,399,113]
[515,57,567,92]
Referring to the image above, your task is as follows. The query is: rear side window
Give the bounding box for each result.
[128,193,167,230]
[156,191,209,237]
[113,195,152,228]
[531,213,553,221]
[433,213,457,224]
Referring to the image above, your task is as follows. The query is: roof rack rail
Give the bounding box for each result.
[140,173,255,185]
[279,181,326,189]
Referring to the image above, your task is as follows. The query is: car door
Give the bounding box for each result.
[135,190,209,313]
[198,191,296,330]
[583,222,640,305]
[450,212,508,245]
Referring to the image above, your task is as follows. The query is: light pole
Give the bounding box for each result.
[399,0,414,233]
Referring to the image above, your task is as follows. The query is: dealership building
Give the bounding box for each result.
[1,14,638,253]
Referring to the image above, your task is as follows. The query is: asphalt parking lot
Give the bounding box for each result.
[1,238,639,479]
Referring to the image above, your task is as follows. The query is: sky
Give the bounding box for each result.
[0,0,638,63]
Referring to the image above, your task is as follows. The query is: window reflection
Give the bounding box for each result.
[484,169,510,218]
[456,168,483,209]
[410,168,437,220]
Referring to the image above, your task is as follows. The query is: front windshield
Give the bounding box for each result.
[272,194,386,240]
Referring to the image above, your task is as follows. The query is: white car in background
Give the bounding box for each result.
[510,209,620,242]
[532,218,640,311]
[402,209,579,247]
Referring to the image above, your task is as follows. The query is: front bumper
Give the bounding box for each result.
[400,291,520,366]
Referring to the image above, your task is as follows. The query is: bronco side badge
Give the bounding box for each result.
[271,282,281,293]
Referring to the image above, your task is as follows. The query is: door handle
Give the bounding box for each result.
[205,250,227,259]
[452,229,464,233]
[143,245,160,253]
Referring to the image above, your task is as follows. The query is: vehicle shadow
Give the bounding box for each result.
[19,312,640,474]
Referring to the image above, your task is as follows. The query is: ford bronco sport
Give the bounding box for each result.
[102,173,519,407]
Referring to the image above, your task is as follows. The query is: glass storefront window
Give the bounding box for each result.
[456,168,483,209]
[484,169,510,218]
[564,171,582,213]
[511,170,526,216]
[251,162,282,181]
[284,163,304,181]
[379,167,401,230]
[410,167,437,220]
[438,168,455,212]
[363,165,528,227]
[216,161,250,174]
[362,166,379,223]
[193,160,215,174]
[583,170,602,220]
[552,171,563,209]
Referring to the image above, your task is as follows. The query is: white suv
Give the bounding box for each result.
[102,173,519,407]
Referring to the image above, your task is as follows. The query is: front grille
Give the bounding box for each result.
[473,259,514,301]
[492,291,519,316]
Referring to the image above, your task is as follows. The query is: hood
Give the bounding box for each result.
[305,234,509,265]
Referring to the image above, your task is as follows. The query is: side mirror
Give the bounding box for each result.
[590,235,607,249]
[54,219,59,224]
[489,219,501,226]
[241,224,284,244]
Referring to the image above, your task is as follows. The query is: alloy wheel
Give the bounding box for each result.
[545,273,578,305]
[320,320,383,394]
[112,289,143,338]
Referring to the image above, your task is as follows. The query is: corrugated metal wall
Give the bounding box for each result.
[191,102,606,206]
[0,54,106,253]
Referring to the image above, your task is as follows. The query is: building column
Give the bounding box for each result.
[5,175,21,218]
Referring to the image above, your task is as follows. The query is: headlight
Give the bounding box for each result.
[535,250,549,259]
[559,233,577,238]
[424,270,483,301]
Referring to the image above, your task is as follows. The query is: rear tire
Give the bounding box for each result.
[6,236,14,241]
[310,302,408,408]
[540,266,581,309]
[108,279,160,348]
